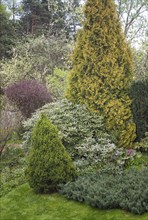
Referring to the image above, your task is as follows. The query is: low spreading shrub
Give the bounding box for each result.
[74,136,126,173]
[26,114,77,193]
[117,169,148,214]
[0,107,22,155]
[126,151,148,169]
[0,147,26,197]
[0,147,25,170]
[60,168,148,214]
[0,166,26,197]
[135,132,148,153]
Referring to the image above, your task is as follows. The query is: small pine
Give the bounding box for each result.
[26,114,76,193]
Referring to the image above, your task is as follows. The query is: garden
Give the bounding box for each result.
[0,0,148,220]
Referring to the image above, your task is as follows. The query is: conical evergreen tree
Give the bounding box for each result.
[26,114,76,193]
[66,0,136,148]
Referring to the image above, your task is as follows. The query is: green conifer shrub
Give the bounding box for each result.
[26,114,76,193]
[66,0,136,148]
[130,78,148,141]
[60,168,148,214]
[23,99,106,154]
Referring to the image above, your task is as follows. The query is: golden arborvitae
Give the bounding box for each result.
[66,0,136,148]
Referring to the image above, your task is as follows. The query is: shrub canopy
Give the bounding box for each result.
[5,79,53,118]
[60,168,148,214]
[23,100,131,173]
[23,99,105,152]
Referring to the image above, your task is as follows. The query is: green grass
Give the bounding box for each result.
[0,184,148,220]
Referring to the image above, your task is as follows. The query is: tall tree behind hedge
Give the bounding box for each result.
[130,45,148,140]
[0,4,16,59]
[21,0,63,35]
[66,0,136,148]
[130,78,148,141]
[20,0,81,37]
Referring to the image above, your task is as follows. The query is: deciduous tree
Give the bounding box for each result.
[115,0,148,43]
[5,79,53,118]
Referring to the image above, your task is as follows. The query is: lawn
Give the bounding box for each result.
[1,184,148,220]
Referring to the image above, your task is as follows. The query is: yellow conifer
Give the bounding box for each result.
[66,0,136,148]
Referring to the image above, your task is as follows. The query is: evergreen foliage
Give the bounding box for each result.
[26,114,76,193]
[135,133,148,153]
[60,168,148,214]
[23,100,132,173]
[20,0,81,38]
[66,0,136,148]
[74,136,126,173]
[23,99,105,153]
[130,78,148,140]
[0,4,16,59]
[21,0,64,35]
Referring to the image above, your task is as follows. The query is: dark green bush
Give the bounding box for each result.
[130,78,148,140]
[26,114,77,193]
[117,169,148,214]
[60,168,148,214]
